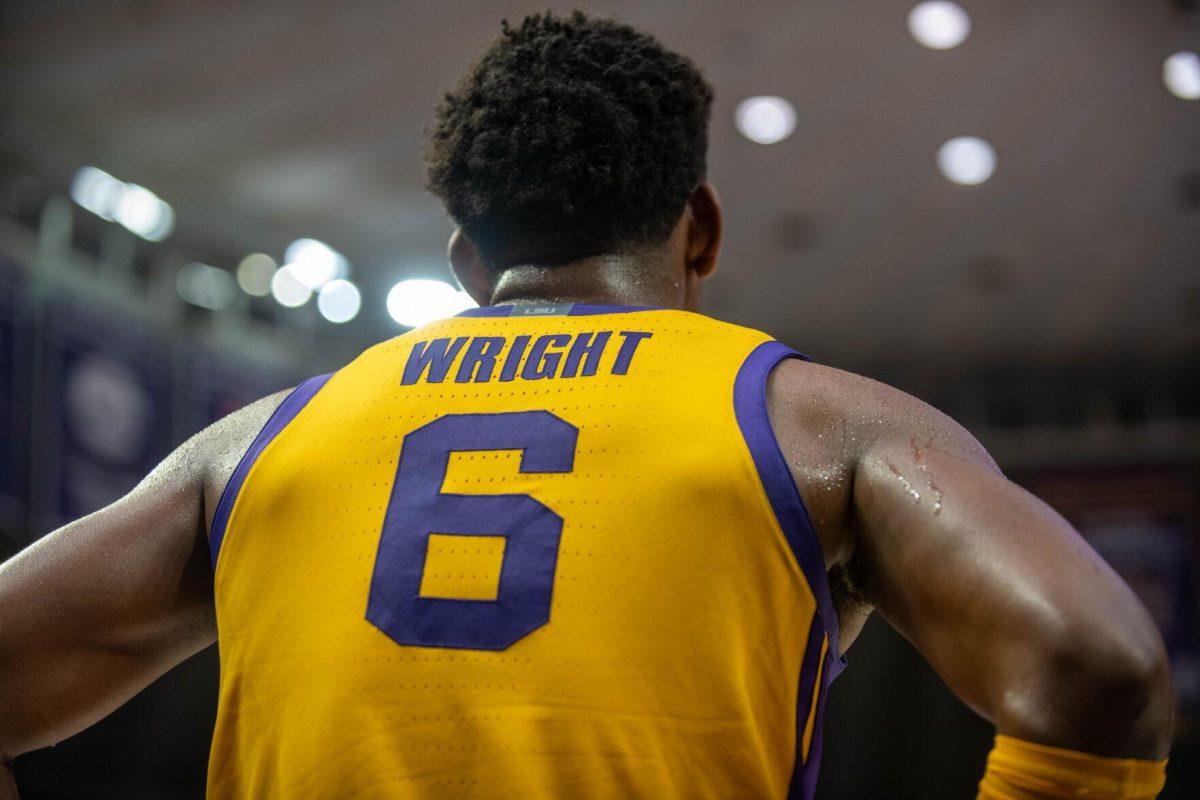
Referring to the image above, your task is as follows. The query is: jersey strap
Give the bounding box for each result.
[733,341,842,667]
[732,340,845,799]
[208,373,332,567]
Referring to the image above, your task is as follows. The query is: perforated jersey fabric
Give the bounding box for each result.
[207,305,838,799]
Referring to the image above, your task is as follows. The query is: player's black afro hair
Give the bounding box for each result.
[424,10,714,271]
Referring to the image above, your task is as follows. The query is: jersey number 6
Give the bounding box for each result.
[366,411,578,650]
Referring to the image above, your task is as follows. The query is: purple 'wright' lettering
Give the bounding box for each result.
[402,337,469,385]
[562,331,612,378]
[612,331,652,375]
[499,335,531,382]
[455,336,506,383]
[522,334,573,380]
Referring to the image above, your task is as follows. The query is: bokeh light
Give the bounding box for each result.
[282,238,348,290]
[270,264,313,307]
[317,279,362,323]
[176,262,236,310]
[69,166,174,240]
[236,253,277,296]
[908,2,971,50]
[70,166,124,221]
[386,279,475,328]
[1163,51,1200,101]
[937,136,996,185]
[734,96,797,145]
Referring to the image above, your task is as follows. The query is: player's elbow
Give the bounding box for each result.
[1003,615,1173,759]
[1082,630,1173,746]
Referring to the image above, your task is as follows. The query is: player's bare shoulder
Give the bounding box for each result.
[766,358,996,489]
[192,388,294,535]
[764,358,1001,644]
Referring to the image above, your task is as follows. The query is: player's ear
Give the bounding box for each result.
[685,182,722,279]
[448,228,494,307]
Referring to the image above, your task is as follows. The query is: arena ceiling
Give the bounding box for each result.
[1,0,1197,380]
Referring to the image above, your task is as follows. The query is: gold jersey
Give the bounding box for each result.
[206,304,842,799]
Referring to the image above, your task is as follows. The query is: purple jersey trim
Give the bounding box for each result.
[456,306,515,318]
[457,303,663,318]
[789,610,826,799]
[733,340,845,798]
[733,340,842,663]
[208,373,332,568]
[799,648,837,799]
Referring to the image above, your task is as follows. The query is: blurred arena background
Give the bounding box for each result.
[0,0,1197,797]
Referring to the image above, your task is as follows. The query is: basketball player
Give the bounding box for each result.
[0,11,1173,799]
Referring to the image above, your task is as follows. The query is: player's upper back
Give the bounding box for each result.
[206,304,841,799]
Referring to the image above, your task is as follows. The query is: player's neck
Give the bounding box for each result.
[488,252,685,309]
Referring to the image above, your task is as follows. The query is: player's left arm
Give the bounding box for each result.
[772,359,1172,797]
[0,390,287,767]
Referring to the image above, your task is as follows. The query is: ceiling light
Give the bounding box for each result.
[270,265,313,307]
[734,96,797,145]
[317,279,362,323]
[236,253,278,296]
[70,166,124,220]
[937,136,996,185]
[908,2,971,50]
[386,279,475,328]
[69,166,174,240]
[176,262,236,311]
[283,238,348,290]
[115,183,173,241]
[1164,51,1200,101]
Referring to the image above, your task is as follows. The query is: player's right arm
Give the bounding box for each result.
[0,390,288,774]
[770,360,1172,796]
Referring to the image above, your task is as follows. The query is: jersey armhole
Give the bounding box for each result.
[732,340,846,679]
[208,372,333,569]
